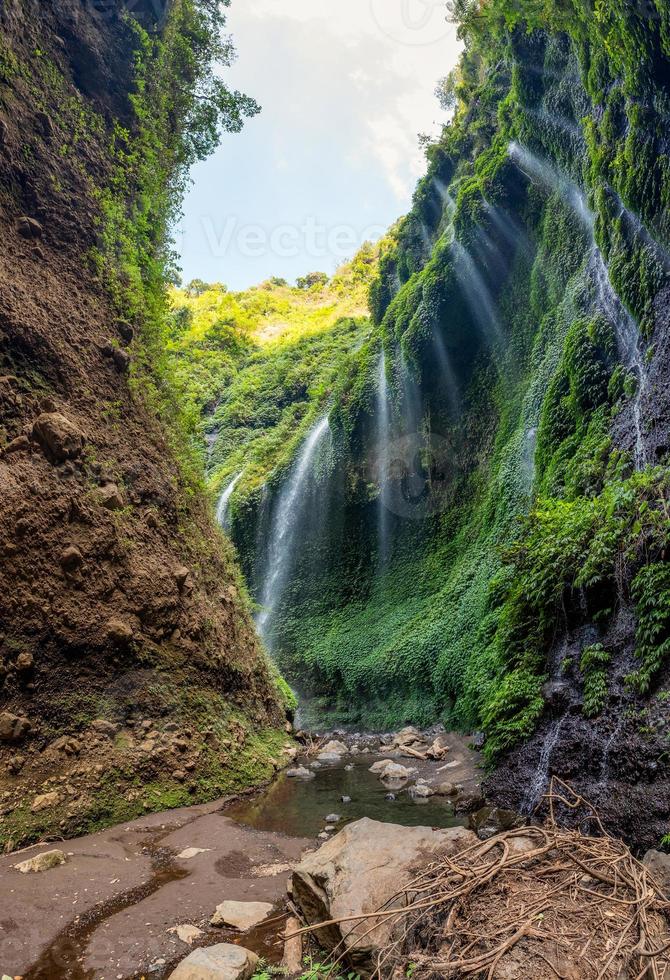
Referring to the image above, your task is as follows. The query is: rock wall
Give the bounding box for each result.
[0,0,285,847]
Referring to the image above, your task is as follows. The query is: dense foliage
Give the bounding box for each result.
[202,0,670,751]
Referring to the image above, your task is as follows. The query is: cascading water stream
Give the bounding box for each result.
[377,352,392,568]
[215,471,243,529]
[255,415,331,646]
[508,142,651,467]
[523,717,565,813]
[589,249,649,468]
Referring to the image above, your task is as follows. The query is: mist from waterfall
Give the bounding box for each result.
[508,140,594,232]
[255,415,331,647]
[216,471,243,530]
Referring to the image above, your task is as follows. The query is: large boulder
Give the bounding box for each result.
[292,817,475,972]
[321,739,348,755]
[168,943,258,980]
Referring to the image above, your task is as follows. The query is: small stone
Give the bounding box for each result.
[168,924,203,946]
[324,825,337,833]
[31,791,60,813]
[340,795,352,804]
[32,412,84,464]
[14,849,66,873]
[435,781,457,796]
[168,943,259,980]
[172,770,187,782]
[106,619,133,644]
[60,544,83,572]
[16,651,34,672]
[95,484,124,510]
[32,245,45,260]
[344,764,354,772]
[177,847,210,860]
[112,348,130,373]
[16,215,43,239]
[2,434,30,454]
[325,813,341,823]
[286,766,314,780]
[210,900,273,931]
[36,111,54,138]
[91,719,119,737]
[117,320,134,344]
[173,565,191,589]
[385,793,396,801]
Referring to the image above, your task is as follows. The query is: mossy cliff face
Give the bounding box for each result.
[0,0,286,848]
[224,4,670,845]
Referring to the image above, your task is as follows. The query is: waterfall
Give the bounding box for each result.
[216,471,243,529]
[522,717,565,813]
[452,241,503,345]
[255,415,331,646]
[589,249,649,468]
[377,353,391,568]
[508,141,594,232]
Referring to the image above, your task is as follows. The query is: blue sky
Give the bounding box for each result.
[177,0,462,291]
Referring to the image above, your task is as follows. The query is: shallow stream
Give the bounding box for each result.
[226,752,468,837]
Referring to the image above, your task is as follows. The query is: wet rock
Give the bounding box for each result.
[321,739,348,756]
[454,789,485,814]
[542,680,571,711]
[317,752,342,763]
[469,806,525,839]
[369,760,391,774]
[32,412,84,464]
[286,766,314,780]
[344,764,354,772]
[60,544,83,572]
[325,813,341,823]
[210,900,273,931]
[435,781,457,797]
[95,483,124,510]
[0,711,31,743]
[409,784,434,799]
[293,818,476,970]
[31,791,60,813]
[14,849,66,874]
[380,762,412,782]
[385,793,396,801]
[16,215,43,239]
[340,795,352,804]
[168,942,259,980]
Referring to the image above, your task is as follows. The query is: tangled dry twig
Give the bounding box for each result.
[292,778,670,979]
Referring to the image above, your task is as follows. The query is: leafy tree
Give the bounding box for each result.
[296,271,329,290]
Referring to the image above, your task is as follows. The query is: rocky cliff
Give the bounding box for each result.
[0,0,287,848]
[220,3,670,849]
